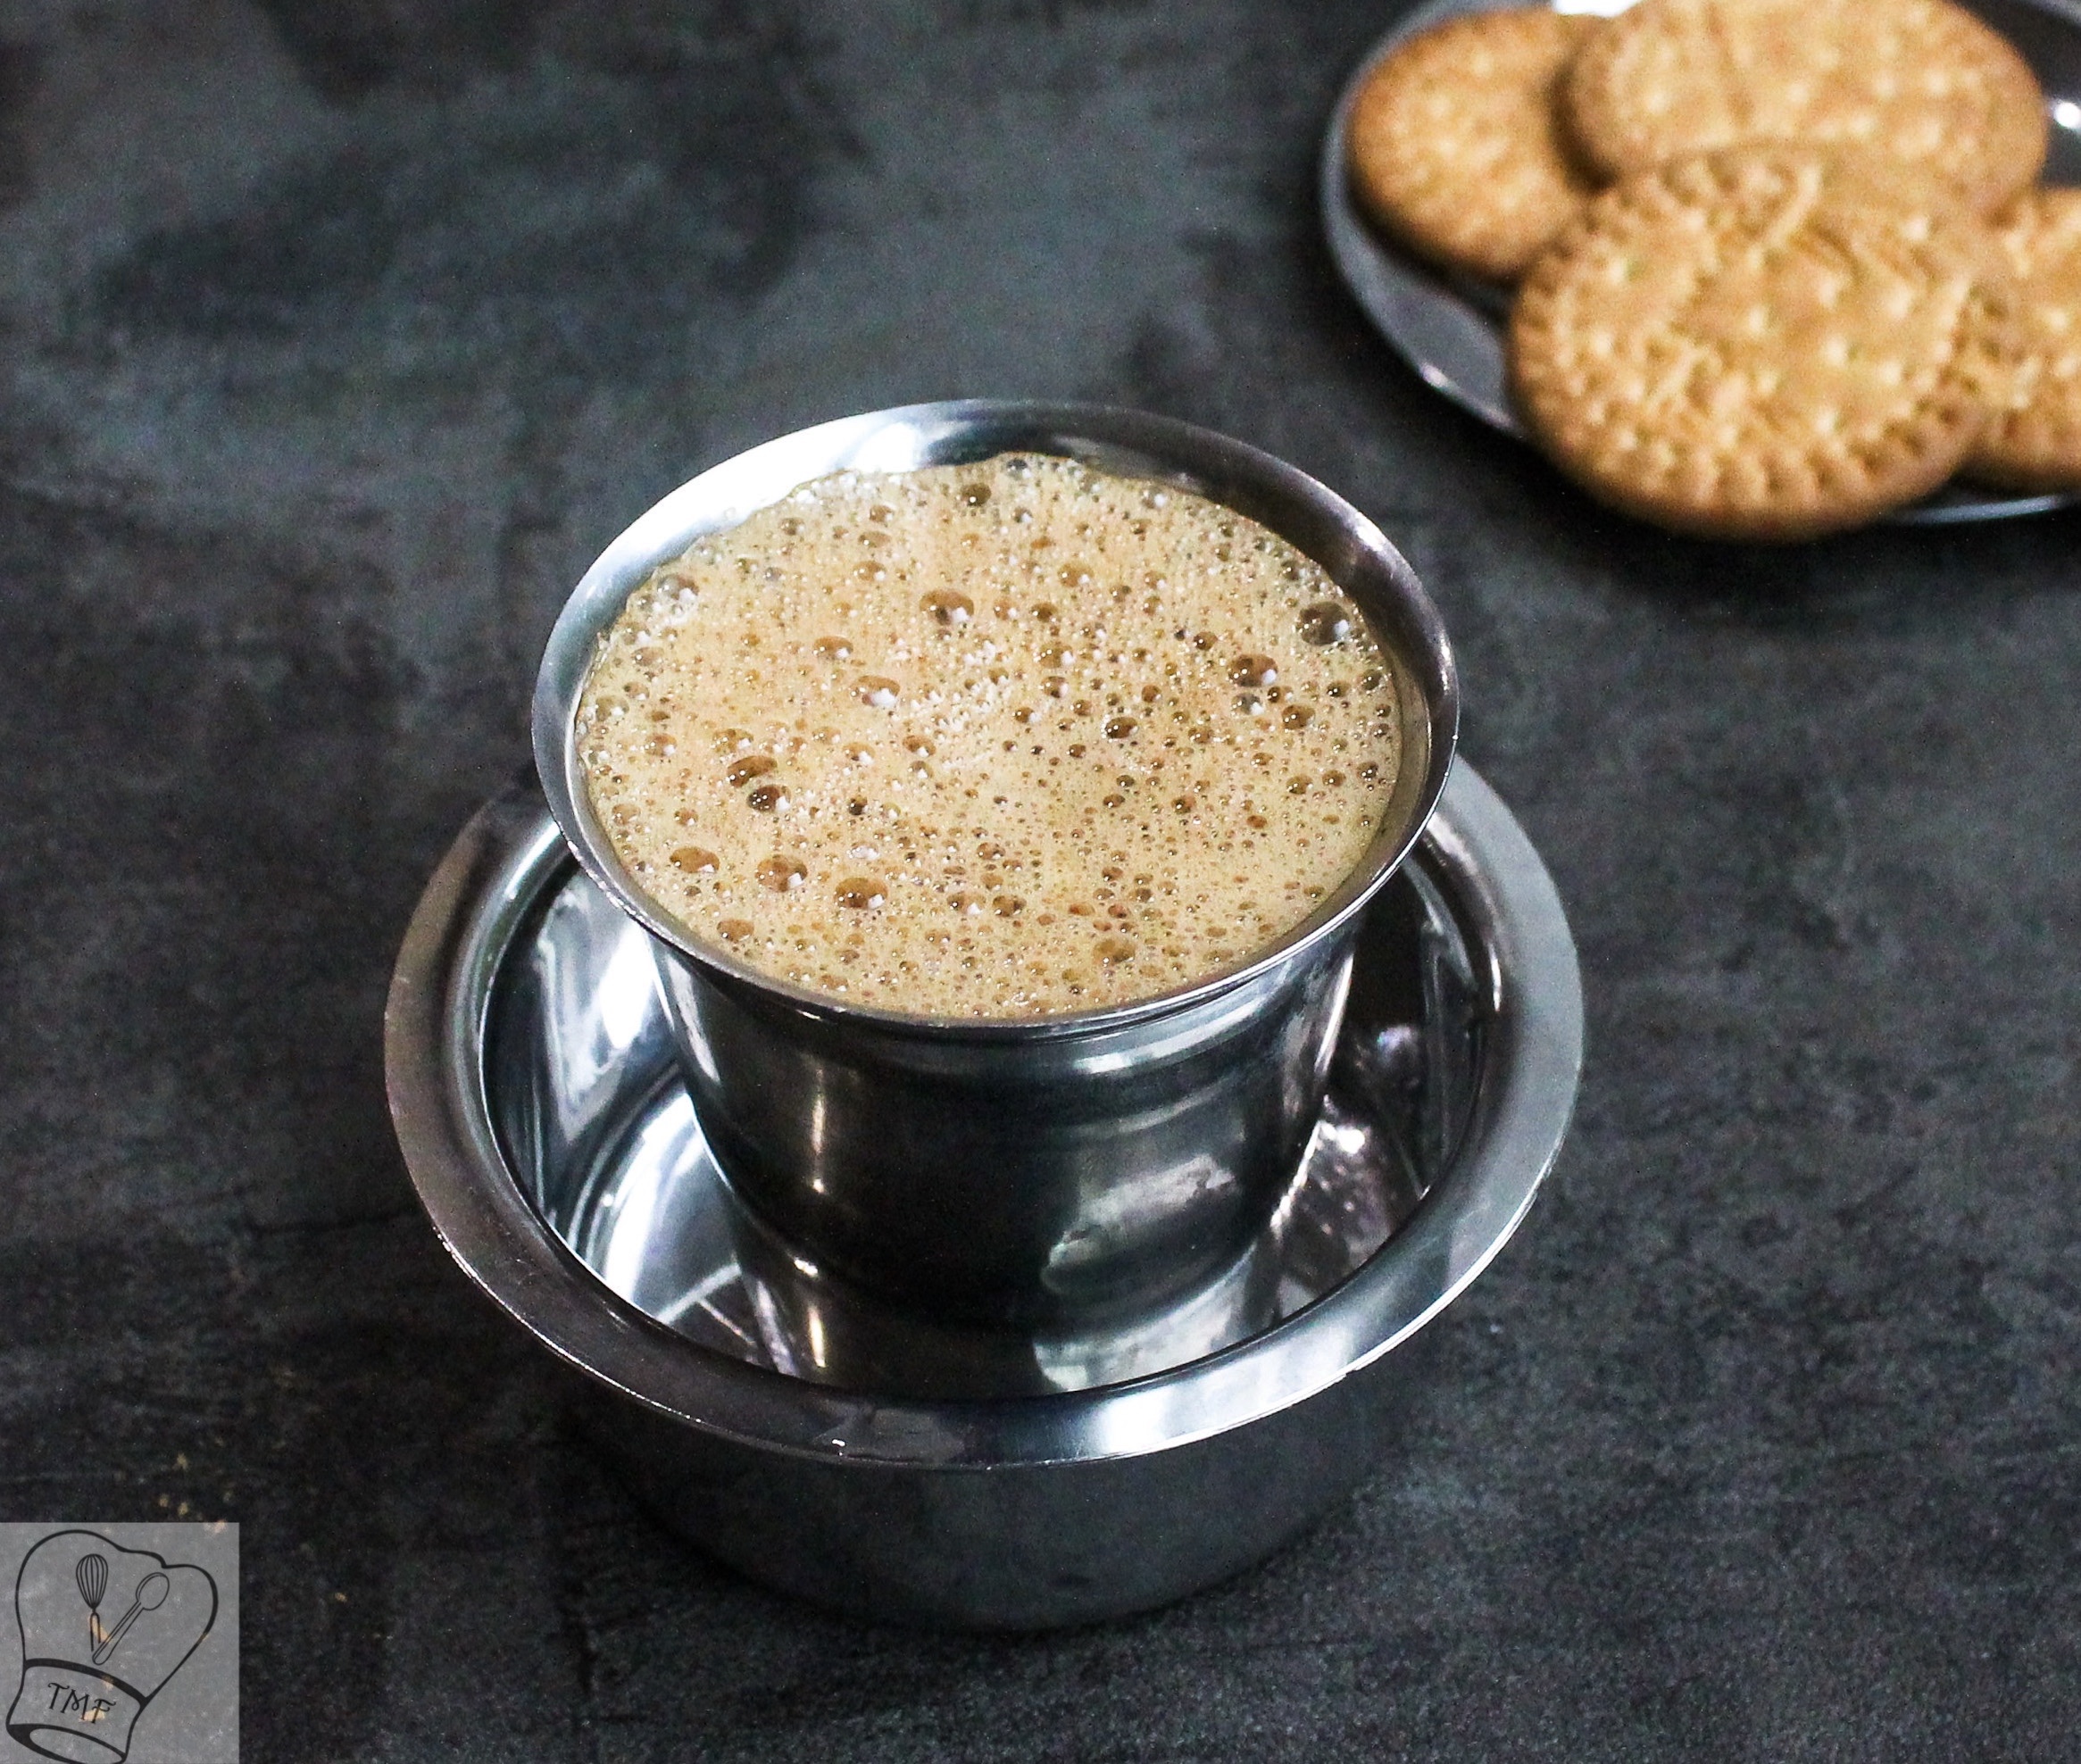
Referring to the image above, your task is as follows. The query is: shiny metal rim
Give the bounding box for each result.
[1319,0,2081,528]
[384,761,1583,1469]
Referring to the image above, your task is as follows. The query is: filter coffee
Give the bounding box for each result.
[578,453,1402,1016]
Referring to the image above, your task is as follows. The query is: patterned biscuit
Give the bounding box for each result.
[1348,8,1602,282]
[1509,146,2022,540]
[1562,0,2048,216]
[1967,188,2081,491]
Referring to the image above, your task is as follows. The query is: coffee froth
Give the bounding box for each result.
[578,453,1402,1017]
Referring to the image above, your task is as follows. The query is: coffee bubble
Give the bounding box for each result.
[728,755,776,787]
[579,454,1400,1016]
[1299,603,1353,646]
[922,590,973,628]
[1229,654,1278,688]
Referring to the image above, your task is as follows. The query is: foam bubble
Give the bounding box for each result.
[579,454,1403,1017]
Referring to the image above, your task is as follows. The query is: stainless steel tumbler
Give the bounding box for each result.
[533,401,1459,1327]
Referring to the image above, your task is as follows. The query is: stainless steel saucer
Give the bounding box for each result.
[385,761,1583,1628]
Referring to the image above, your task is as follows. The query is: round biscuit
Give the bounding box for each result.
[1562,0,2048,217]
[1509,146,2022,540]
[1966,188,2081,492]
[1347,8,1602,283]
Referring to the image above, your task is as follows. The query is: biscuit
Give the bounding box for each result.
[1966,188,2081,492]
[1562,0,2049,217]
[1509,146,2022,540]
[1347,8,1602,282]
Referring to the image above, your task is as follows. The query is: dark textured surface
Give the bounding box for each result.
[1,3,2077,1758]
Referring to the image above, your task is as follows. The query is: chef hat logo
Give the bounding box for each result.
[7,1531,217,1764]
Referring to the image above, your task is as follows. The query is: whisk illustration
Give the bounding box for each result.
[75,1552,108,1651]
[91,1573,168,1668]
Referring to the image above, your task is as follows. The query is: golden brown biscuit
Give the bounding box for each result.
[1509,146,2022,540]
[1967,188,2081,491]
[1347,8,1602,282]
[1562,0,2049,216]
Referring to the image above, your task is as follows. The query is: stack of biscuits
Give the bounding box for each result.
[1347,0,2081,538]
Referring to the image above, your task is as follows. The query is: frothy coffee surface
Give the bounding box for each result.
[579,454,1402,1017]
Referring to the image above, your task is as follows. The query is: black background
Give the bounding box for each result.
[1,3,2076,1757]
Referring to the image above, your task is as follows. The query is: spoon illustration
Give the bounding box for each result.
[91,1572,167,1667]
[75,1554,108,1650]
